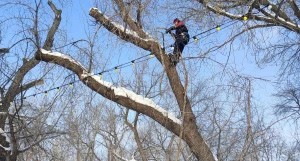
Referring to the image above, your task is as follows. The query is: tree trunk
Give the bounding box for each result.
[0,0,62,160]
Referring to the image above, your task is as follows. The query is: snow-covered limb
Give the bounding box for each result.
[37,47,215,161]
[81,73,181,124]
[0,128,11,152]
[40,49,181,126]
[90,8,138,37]
[112,151,136,161]
[90,7,153,41]
[40,49,87,70]
[198,1,247,20]
[196,0,300,33]
[89,8,159,52]
[0,144,10,151]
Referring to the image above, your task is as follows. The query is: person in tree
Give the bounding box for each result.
[165,18,190,66]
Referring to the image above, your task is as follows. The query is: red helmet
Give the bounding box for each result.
[173,18,180,23]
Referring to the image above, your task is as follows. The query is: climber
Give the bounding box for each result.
[165,18,190,66]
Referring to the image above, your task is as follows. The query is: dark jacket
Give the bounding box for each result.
[166,21,189,40]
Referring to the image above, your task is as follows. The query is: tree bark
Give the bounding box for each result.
[34,7,216,161]
[0,1,62,160]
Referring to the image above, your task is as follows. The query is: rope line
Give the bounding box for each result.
[11,19,242,102]
[14,53,154,101]
[10,8,273,103]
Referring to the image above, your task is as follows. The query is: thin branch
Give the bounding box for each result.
[113,0,148,38]
[43,0,62,50]
[17,132,67,154]
[124,109,147,161]
[16,79,44,94]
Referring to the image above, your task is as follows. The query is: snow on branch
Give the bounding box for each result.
[0,128,11,152]
[199,0,246,19]
[40,49,87,71]
[89,8,152,40]
[39,49,181,126]
[81,73,181,125]
[112,151,136,161]
[89,8,157,51]
[0,112,7,115]
[197,0,300,32]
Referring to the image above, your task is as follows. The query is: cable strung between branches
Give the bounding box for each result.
[10,6,277,103]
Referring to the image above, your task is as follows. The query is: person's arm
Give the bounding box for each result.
[165,26,175,34]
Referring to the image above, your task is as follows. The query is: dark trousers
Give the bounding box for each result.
[173,37,189,59]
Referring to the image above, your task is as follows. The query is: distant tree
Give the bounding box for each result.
[274,79,300,117]
[0,0,62,160]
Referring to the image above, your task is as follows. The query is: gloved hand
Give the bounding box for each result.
[165,26,175,34]
[165,29,171,34]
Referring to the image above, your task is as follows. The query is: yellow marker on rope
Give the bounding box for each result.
[131,61,135,66]
[150,53,154,58]
[115,67,119,72]
[69,83,73,87]
[243,16,248,21]
[99,73,103,79]
[217,26,221,31]
[193,36,198,42]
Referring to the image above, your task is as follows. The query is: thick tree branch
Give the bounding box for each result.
[35,49,181,136]
[258,0,291,22]
[195,0,300,33]
[8,116,17,159]
[0,48,9,54]
[136,0,150,28]
[0,1,62,159]
[44,0,62,50]
[196,0,254,20]
[288,0,300,20]
[216,1,249,10]
[3,0,62,111]
[89,7,216,161]
[3,57,39,111]
[89,8,158,52]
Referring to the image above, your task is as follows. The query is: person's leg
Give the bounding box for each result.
[177,43,185,60]
[173,40,180,55]
[170,39,186,66]
[174,40,185,64]
[168,41,179,66]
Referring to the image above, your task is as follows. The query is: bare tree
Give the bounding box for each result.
[274,79,300,117]
[37,1,216,160]
[0,0,62,160]
[29,0,300,160]
[1,0,299,160]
